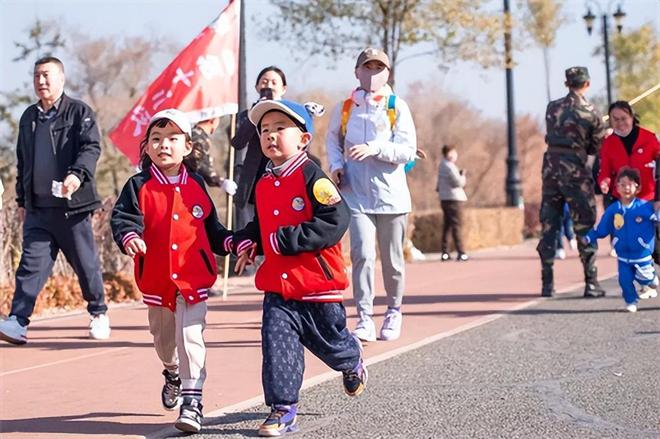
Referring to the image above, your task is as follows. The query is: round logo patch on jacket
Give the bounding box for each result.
[313,178,341,205]
[291,196,305,211]
[613,213,624,230]
[192,205,204,218]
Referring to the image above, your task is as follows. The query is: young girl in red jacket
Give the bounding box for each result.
[111,109,233,433]
[233,100,367,437]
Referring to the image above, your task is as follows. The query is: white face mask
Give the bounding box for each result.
[356,68,389,93]
[614,128,633,137]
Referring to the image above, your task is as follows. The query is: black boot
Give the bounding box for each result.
[584,266,606,298]
[541,264,555,297]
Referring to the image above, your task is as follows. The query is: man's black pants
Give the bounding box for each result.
[12,208,107,326]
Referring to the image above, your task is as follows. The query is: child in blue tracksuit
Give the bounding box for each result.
[584,167,659,312]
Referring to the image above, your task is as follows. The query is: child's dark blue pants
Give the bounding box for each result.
[261,292,361,406]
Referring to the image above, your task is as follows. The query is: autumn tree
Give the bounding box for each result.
[265,0,505,82]
[521,0,566,102]
[612,24,660,131]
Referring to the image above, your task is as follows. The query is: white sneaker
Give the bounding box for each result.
[0,316,27,345]
[638,285,658,300]
[89,314,111,340]
[555,248,566,260]
[353,315,376,342]
[625,303,638,313]
[410,246,426,261]
[380,308,402,341]
[569,239,578,251]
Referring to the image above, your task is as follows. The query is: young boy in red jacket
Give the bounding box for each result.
[111,109,233,433]
[233,100,367,437]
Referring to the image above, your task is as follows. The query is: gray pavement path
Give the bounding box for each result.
[175,277,660,438]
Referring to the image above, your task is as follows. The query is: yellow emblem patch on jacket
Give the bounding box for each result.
[313,178,341,205]
[613,213,624,230]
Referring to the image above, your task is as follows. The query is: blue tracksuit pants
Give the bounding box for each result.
[618,259,657,305]
[261,292,361,406]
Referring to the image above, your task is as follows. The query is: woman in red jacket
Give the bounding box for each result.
[598,101,660,201]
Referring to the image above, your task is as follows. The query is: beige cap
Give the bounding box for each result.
[355,47,390,69]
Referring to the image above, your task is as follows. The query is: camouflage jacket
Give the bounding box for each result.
[544,91,606,161]
[184,126,222,187]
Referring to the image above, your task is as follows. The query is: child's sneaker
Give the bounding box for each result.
[440,252,451,261]
[353,315,376,342]
[343,359,368,397]
[638,285,658,300]
[380,308,402,341]
[457,253,469,262]
[174,397,203,433]
[555,248,566,260]
[625,303,638,313]
[258,404,298,437]
[161,369,182,410]
[0,316,28,345]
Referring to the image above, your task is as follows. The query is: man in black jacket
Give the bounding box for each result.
[0,56,110,345]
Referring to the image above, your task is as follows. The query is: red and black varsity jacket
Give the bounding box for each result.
[111,165,233,311]
[233,152,350,302]
[598,127,660,200]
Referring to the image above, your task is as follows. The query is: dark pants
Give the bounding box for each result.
[12,208,107,326]
[261,292,361,406]
[440,200,465,254]
[536,153,597,280]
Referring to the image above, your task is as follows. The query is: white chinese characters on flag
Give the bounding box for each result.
[109,0,240,165]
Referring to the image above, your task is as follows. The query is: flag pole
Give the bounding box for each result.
[222,113,236,300]
[222,0,245,300]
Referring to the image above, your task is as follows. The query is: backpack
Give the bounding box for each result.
[340,93,397,139]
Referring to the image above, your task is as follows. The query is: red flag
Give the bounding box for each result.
[109,0,240,165]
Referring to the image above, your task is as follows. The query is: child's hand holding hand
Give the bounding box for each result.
[234,243,257,275]
[599,178,611,194]
[348,143,379,161]
[125,238,147,257]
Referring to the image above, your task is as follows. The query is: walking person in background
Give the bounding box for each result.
[185,117,238,196]
[326,48,417,343]
[0,56,110,345]
[231,66,288,232]
[436,144,469,262]
[555,203,577,260]
[537,66,607,298]
[597,100,660,262]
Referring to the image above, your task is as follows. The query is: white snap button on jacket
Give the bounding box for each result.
[171,244,178,250]
[281,273,288,279]
[172,273,178,279]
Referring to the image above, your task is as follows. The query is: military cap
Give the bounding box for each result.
[565,66,590,85]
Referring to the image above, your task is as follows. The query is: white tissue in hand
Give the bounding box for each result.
[51,181,71,200]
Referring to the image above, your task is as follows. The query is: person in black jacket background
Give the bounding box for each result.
[0,56,109,345]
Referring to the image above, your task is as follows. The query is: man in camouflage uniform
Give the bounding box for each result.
[184,117,237,194]
[537,66,608,298]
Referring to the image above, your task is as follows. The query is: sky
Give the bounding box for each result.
[1,0,659,122]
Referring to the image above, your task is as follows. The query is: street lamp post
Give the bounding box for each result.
[582,2,626,105]
[503,0,522,208]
